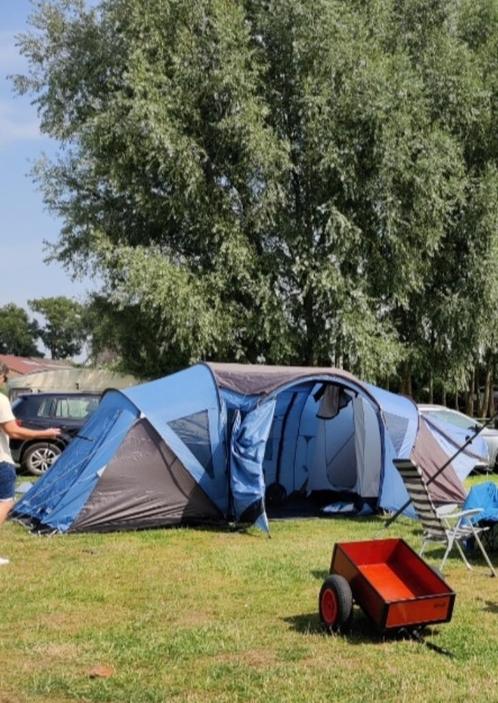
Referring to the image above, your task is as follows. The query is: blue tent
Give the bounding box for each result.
[13,363,474,533]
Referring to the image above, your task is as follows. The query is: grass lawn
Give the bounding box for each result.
[0,475,497,703]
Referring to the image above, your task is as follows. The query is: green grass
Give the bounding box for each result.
[1,475,497,703]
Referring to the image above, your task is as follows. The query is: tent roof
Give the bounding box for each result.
[205,362,361,397]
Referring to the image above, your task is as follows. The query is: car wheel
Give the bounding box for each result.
[22,443,62,476]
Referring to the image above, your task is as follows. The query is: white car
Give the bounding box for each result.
[418,404,498,472]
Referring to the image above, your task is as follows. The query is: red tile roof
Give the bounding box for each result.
[0,354,73,375]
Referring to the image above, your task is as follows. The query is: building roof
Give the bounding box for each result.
[7,367,138,394]
[0,354,73,376]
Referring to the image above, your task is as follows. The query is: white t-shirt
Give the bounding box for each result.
[0,393,15,464]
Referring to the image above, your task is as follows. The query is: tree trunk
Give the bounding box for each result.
[464,390,470,416]
[480,366,491,417]
[465,371,475,416]
[400,362,412,397]
[428,370,434,404]
[488,372,495,418]
[441,387,447,406]
[303,288,316,366]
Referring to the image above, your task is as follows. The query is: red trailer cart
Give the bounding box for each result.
[319,538,456,633]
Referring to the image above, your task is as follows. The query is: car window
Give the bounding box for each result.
[13,394,100,421]
[425,409,479,431]
[36,397,55,417]
[11,398,23,413]
[54,396,99,420]
[13,395,53,418]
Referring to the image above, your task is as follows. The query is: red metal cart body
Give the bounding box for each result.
[322,538,455,632]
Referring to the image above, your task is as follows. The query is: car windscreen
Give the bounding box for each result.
[425,409,480,431]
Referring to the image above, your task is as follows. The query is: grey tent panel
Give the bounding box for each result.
[383,412,409,455]
[71,418,222,532]
[206,362,360,397]
[169,411,214,478]
[411,418,466,505]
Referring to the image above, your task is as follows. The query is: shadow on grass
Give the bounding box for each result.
[284,609,383,643]
[310,569,329,581]
[283,612,323,635]
[284,611,447,653]
[483,600,498,614]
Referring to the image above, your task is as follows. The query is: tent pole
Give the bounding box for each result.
[385,412,498,529]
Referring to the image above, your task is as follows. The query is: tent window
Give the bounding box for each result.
[169,411,214,478]
[383,412,409,455]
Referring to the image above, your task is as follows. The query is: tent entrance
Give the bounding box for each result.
[261,382,382,511]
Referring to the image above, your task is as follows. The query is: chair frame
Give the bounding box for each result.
[394,459,496,577]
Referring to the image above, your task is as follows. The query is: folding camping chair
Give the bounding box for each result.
[394,459,497,577]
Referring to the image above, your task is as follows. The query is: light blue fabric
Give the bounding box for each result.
[321,502,357,514]
[221,387,259,413]
[124,363,219,422]
[363,384,418,516]
[262,386,312,493]
[230,399,276,526]
[277,389,312,494]
[364,383,419,459]
[463,482,498,523]
[377,431,416,517]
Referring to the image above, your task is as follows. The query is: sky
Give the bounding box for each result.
[0,0,95,314]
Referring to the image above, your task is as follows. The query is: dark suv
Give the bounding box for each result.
[11,392,101,475]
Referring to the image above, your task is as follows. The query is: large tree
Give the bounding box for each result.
[14,0,498,381]
[0,303,40,357]
[29,296,87,359]
[390,0,498,401]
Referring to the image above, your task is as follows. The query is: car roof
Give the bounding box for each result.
[418,404,460,412]
[18,391,101,399]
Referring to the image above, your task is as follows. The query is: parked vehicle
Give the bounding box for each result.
[418,404,498,472]
[11,392,101,475]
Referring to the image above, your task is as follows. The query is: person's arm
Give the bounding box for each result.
[1,420,61,441]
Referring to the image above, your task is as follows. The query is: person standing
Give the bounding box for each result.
[0,362,61,565]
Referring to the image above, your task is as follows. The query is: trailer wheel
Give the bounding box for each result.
[319,575,353,633]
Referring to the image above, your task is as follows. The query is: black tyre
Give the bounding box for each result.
[22,442,62,476]
[319,574,353,633]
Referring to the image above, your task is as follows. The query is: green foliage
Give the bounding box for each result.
[29,296,87,359]
[13,0,498,384]
[0,303,41,357]
[387,1,498,395]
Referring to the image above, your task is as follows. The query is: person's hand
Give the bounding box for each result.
[45,428,62,438]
